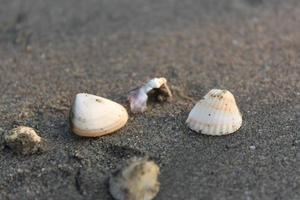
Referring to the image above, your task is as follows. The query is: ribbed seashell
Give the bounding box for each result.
[109,157,160,200]
[186,89,242,136]
[70,93,128,137]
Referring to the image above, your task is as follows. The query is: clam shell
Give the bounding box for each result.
[70,93,128,137]
[186,89,242,135]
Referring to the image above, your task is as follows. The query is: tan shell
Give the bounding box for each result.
[186,89,242,136]
[4,126,45,155]
[109,157,160,200]
[70,93,128,137]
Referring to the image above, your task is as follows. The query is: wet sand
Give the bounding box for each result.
[0,0,299,199]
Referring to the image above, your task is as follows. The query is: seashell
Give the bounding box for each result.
[109,157,160,200]
[70,93,128,137]
[186,89,242,136]
[128,77,172,113]
[4,126,46,155]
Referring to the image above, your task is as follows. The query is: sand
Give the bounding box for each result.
[0,0,299,199]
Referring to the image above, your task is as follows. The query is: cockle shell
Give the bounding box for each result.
[186,89,242,136]
[128,77,172,113]
[70,93,128,137]
[109,157,160,200]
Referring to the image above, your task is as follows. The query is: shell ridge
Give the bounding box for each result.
[186,89,242,136]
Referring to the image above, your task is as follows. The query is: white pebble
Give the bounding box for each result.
[249,145,256,150]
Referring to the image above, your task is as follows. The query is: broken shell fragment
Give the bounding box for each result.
[186,89,242,136]
[70,93,128,137]
[4,126,45,155]
[109,157,160,200]
[128,77,172,113]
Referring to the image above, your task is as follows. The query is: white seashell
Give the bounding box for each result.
[186,89,242,136]
[70,93,128,137]
[109,157,160,200]
[128,77,172,113]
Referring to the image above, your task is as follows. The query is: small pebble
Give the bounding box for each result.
[4,126,46,155]
[232,40,239,45]
[73,150,84,160]
[25,45,32,53]
[249,145,256,150]
[109,157,160,200]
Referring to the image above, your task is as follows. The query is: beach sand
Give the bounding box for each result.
[0,0,299,199]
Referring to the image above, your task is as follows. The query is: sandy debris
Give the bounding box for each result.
[4,126,46,155]
[109,157,160,200]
